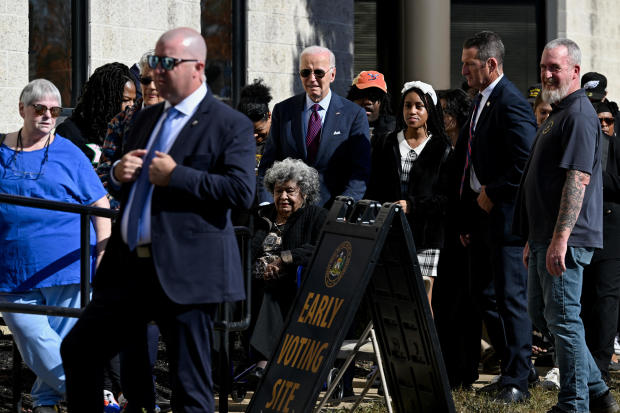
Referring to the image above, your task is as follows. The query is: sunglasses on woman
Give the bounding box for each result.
[139,76,154,85]
[147,55,198,71]
[32,104,62,118]
[599,117,615,125]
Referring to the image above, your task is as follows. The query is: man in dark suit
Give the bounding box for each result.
[456,31,536,402]
[257,45,371,208]
[60,27,255,413]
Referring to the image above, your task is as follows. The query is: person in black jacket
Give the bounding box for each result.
[366,80,452,308]
[248,158,327,380]
[581,100,620,383]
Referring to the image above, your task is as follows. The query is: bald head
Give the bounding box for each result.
[158,27,207,62]
[153,27,207,105]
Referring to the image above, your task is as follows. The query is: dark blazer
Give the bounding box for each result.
[594,133,620,261]
[366,131,453,249]
[257,92,371,207]
[98,90,256,304]
[455,75,536,234]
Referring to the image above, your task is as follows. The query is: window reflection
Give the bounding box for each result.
[29,0,72,106]
[201,0,232,104]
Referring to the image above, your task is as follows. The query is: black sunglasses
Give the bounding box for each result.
[147,55,199,71]
[139,76,154,85]
[600,117,615,125]
[299,68,332,79]
[32,104,62,118]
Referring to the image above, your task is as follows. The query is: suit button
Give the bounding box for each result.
[605,209,612,215]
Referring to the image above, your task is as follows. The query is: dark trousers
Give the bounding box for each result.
[581,258,620,378]
[434,230,481,388]
[61,252,217,413]
[469,203,532,391]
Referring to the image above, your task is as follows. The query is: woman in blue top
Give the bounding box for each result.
[0,79,111,413]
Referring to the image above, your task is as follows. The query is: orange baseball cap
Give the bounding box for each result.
[352,71,387,93]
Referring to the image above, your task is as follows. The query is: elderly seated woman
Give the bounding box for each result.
[0,79,110,413]
[248,157,327,380]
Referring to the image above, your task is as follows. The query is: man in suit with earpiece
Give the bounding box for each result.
[257,45,371,208]
[61,27,255,413]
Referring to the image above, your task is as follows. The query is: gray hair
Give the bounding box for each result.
[544,38,581,66]
[300,45,336,68]
[19,79,62,107]
[263,158,321,205]
[463,31,505,66]
[139,49,155,73]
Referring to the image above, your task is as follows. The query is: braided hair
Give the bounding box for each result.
[397,87,450,146]
[237,79,272,122]
[71,62,134,145]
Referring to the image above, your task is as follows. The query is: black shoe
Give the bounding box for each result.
[590,390,620,413]
[528,364,539,387]
[492,385,530,404]
[477,378,502,395]
[546,405,569,413]
[246,366,265,389]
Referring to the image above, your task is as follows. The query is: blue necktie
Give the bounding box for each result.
[127,107,180,250]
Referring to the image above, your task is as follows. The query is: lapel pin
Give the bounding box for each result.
[191,120,199,126]
[336,112,341,115]
[486,101,490,107]
[334,131,341,135]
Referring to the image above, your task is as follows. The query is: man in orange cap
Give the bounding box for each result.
[346,70,395,145]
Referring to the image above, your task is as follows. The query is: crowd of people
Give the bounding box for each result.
[0,26,619,413]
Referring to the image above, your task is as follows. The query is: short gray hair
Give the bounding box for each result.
[544,38,581,66]
[463,31,505,66]
[300,45,336,68]
[263,158,321,205]
[139,49,155,74]
[19,79,62,107]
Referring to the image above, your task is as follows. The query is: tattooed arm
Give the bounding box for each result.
[546,169,590,276]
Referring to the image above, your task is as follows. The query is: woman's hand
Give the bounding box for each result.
[395,200,409,214]
[263,256,283,280]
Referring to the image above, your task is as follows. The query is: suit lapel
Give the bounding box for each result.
[475,76,505,133]
[292,94,306,158]
[315,92,344,165]
[168,92,214,158]
[131,103,165,152]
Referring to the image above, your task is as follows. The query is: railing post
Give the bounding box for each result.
[80,213,91,308]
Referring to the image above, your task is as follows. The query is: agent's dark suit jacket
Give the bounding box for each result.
[257,92,371,207]
[100,90,256,304]
[456,75,537,236]
[595,133,620,261]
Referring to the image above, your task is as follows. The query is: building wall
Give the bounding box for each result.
[0,0,29,131]
[553,0,620,101]
[246,0,354,107]
[91,0,201,72]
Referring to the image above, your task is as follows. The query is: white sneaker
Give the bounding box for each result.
[615,335,620,355]
[541,367,560,390]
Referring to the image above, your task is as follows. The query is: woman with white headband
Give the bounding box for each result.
[366,80,453,309]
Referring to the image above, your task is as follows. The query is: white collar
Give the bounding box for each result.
[480,73,504,99]
[305,89,332,112]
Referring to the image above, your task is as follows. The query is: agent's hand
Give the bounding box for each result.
[149,151,177,186]
[460,233,471,247]
[395,200,409,214]
[114,149,147,183]
[477,185,494,213]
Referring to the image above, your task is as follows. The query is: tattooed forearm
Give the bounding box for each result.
[554,169,590,236]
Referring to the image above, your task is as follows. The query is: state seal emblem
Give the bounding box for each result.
[325,241,352,288]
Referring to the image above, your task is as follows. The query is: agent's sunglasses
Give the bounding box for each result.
[147,55,198,71]
[32,104,62,118]
[599,117,615,125]
[139,76,154,85]
[299,67,333,79]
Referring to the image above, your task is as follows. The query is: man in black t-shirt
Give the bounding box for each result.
[514,38,618,413]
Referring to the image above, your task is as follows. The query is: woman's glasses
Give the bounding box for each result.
[32,104,62,118]
[139,76,154,85]
[599,117,615,125]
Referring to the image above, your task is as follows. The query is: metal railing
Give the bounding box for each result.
[0,193,117,317]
